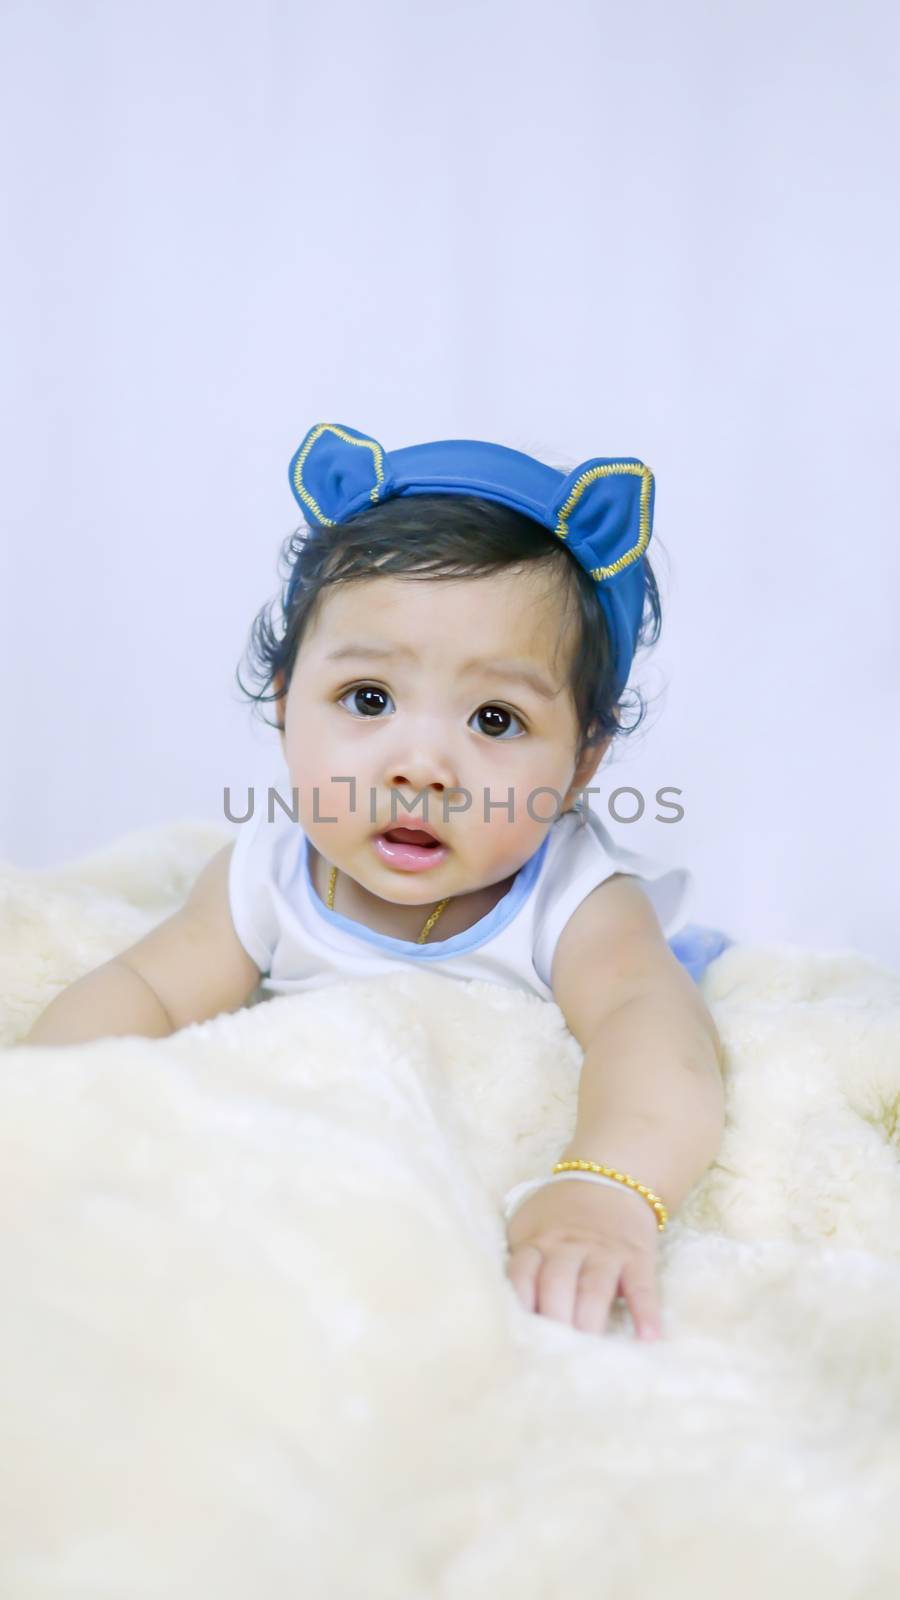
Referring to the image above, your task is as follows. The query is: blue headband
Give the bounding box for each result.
[286,422,656,697]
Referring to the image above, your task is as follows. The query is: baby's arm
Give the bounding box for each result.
[506,874,725,1339]
[17,844,262,1049]
[549,871,726,1209]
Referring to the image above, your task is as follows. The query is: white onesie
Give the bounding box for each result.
[227,787,695,1004]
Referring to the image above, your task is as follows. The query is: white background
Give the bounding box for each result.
[1,0,897,968]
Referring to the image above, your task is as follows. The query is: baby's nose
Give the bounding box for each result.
[386,747,461,819]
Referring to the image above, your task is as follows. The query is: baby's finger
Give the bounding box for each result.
[534,1246,584,1325]
[570,1254,622,1336]
[620,1254,663,1340]
[505,1242,543,1313]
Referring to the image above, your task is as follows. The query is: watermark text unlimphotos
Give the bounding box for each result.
[223,780,685,826]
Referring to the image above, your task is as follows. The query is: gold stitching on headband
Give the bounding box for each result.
[292,424,386,524]
[553,462,654,581]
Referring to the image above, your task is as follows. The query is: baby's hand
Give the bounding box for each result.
[504,1177,663,1341]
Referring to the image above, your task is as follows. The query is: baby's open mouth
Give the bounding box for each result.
[381,827,442,848]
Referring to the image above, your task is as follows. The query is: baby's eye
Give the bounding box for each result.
[338,685,395,718]
[337,688,525,737]
[469,704,526,739]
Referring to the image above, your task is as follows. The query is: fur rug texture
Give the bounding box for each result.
[1,819,899,1600]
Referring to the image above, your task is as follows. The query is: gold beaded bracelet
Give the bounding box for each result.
[552,1159,669,1232]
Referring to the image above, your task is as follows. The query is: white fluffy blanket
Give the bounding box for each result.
[2,821,899,1599]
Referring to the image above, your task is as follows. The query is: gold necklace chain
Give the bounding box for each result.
[326,865,451,945]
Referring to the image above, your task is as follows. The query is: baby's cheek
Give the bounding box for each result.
[471,799,549,873]
[284,748,357,830]
[297,777,360,834]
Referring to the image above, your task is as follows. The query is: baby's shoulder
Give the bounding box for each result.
[530,807,694,1003]
[548,869,678,1041]
[114,840,263,1031]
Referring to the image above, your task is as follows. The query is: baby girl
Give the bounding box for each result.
[21,422,726,1344]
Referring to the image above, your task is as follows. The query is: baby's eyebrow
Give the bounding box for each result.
[325,643,559,701]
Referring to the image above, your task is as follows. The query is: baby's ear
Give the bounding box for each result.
[272,670,287,735]
[566,733,612,800]
[287,423,395,526]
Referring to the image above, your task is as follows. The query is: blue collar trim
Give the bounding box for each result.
[300,832,550,958]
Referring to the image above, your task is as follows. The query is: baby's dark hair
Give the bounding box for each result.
[235,494,662,764]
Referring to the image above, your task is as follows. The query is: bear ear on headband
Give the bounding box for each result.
[548,456,655,585]
[288,423,397,527]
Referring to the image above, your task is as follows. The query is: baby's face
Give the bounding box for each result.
[276,566,607,904]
